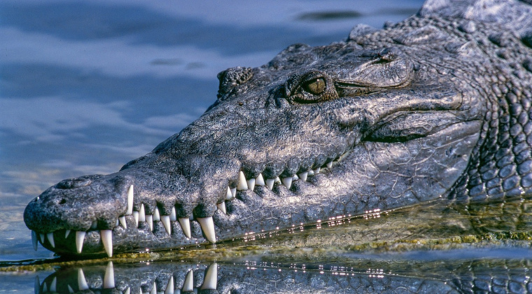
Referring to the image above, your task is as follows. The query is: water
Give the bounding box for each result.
[1,0,531,292]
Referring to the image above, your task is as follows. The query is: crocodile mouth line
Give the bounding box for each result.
[30,155,341,257]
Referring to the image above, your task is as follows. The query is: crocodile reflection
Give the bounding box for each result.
[36,259,532,294]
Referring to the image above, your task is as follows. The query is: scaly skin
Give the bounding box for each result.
[24,0,532,257]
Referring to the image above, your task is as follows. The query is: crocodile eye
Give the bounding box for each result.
[303,78,326,95]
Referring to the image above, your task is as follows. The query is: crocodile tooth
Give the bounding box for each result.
[146,215,153,231]
[183,270,194,292]
[65,229,71,238]
[237,171,248,190]
[266,179,275,190]
[153,281,157,293]
[161,215,171,235]
[91,221,98,230]
[31,231,38,251]
[154,207,161,221]
[34,276,39,294]
[299,172,308,181]
[247,178,256,190]
[43,281,48,292]
[293,174,299,180]
[133,211,139,227]
[139,204,146,222]
[178,218,191,238]
[77,268,89,290]
[275,176,281,183]
[226,187,233,200]
[201,263,218,290]
[314,168,320,174]
[50,277,57,292]
[281,177,293,189]
[126,185,134,215]
[46,232,55,248]
[103,261,115,289]
[198,217,216,243]
[76,231,86,253]
[165,276,174,294]
[231,187,236,198]
[217,202,227,214]
[39,233,45,243]
[101,230,113,257]
[115,219,119,227]
[67,284,74,293]
[256,173,265,186]
[124,287,130,294]
[170,207,177,221]
[119,216,127,229]
[308,170,315,176]
[327,161,333,168]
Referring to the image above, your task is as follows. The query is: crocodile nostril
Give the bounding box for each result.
[59,199,66,205]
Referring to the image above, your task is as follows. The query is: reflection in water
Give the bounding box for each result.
[36,258,532,293]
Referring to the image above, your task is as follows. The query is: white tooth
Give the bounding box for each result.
[165,276,174,294]
[237,171,248,190]
[119,216,127,229]
[226,187,233,200]
[42,282,48,292]
[46,232,55,248]
[293,174,299,180]
[116,219,119,227]
[34,276,40,294]
[39,233,45,244]
[256,173,265,186]
[299,172,308,181]
[281,177,293,189]
[161,215,171,235]
[327,161,333,168]
[314,168,321,174]
[266,179,275,190]
[101,230,113,257]
[201,263,218,290]
[275,176,281,183]
[178,218,191,238]
[104,261,115,289]
[308,170,315,176]
[91,221,98,230]
[139,204,146,222]
[67,284,74,293]
[152,281,157,294]
[124,287,130,294]
[146,215,153,231]
[198,217,216,243]
[77,268,89,290]
[247,178,256,191]
[183,270,194,292]
[217,202,227,214]
[170,207,177,221]
[154,207,161,221]
[127,185,134,215]
[76,231,86,254]
[31,231,38,251]
[133,211,139,227]
[231,188,236,198]
[50,277,57,292]
[65,229,71,238]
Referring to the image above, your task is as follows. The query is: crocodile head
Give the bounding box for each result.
[24,24,488,257]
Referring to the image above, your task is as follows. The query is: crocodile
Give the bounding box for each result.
[24,0,532,257]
